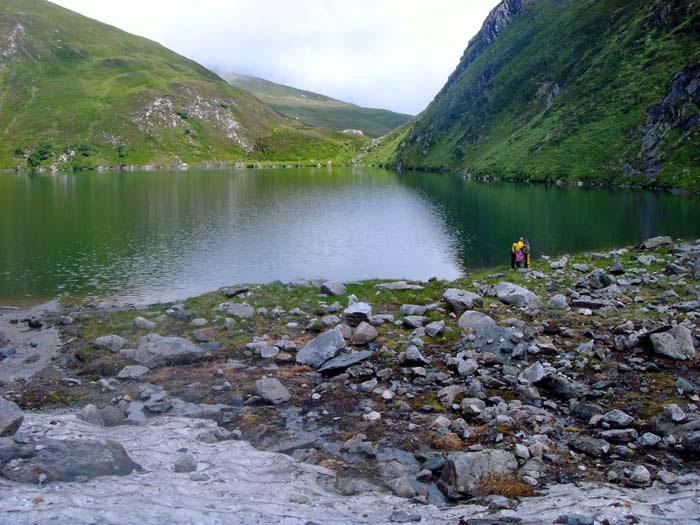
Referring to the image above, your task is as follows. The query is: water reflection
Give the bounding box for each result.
[1,168,699,305]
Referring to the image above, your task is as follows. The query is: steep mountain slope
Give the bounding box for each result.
[224,73,412,138]
[0,0,366,170]
[382,0,700,190]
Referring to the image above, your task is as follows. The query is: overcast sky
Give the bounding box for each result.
[51,0,500,115]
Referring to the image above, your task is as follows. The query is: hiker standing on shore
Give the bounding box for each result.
[511,238,524,269]
[522,236,531,268]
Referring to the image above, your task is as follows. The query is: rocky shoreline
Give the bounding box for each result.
[1,236,699,524]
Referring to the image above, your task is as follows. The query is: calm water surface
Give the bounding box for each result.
[2,167,699,305]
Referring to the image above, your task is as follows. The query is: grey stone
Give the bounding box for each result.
[538,374,581,399]
[599,428,638,443]
[260,345,279,359]
[78,404,104,426]
[608,259,626,275]
[424,320,445,337]
[457,311,496,331]
[221,286,249,298]
[570,438,610,457]
[650,325,696,360]
[123,333,203,368]
[374,281,424,291]
[402,345,428,365]
[555,514,594,525]
[493,282,543,309]
[637,432,662,448]
[190,318,209,328]
[343,302,372,327]
[601,409,634,428]
[443,288,483,312]
[100,405,128,427]
[519,362,546,385]
[577,269,615,290]
[296,328,345,368]
[0,437,140,484]
[318,350,373,374]
[399,304,427,316]
[133,317,157,330]
[321,281,347,296]
[351,322,377,346]
[215,302,255,318]
[663,403,686,423]
[640,235,672,250]
[255,378,291,405]
[438,449,517,498]
[193,328,217,343]
[174,454,197,473]
[95,335,127,353]
[0,398,24,437]
[403,315,428,328]
[117,365,150,380]
[548,294,569,310]
[628,465,651,487]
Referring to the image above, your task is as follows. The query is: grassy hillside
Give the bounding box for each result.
[374,0,700,190]
[0,0,367,170]
[225,73,412,138]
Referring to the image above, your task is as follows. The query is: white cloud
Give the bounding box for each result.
[50,0,500,114]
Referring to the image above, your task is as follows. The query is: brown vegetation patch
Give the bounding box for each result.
[478,473,536,498]
[433,433,465,451]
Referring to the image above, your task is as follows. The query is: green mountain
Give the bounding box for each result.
[374,0,700,190]
[0,0,367,170]
[224,72,412,138]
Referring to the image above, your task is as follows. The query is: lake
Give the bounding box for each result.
[2,167,699,305]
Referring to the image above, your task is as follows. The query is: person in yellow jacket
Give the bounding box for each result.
[511,238,524,269]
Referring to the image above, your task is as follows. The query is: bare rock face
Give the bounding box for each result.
[438,449,518,498]
[0,397,23,437]
[0,437,140,484]
[122,333,203,368]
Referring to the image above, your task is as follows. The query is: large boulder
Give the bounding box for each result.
[457,311,496,331]
[374,281,424,291]
[296,328,345,368]
[0,398,24,437]
[443,288,483,313]
[650,325,696,361]
[122,333,204,368]
[493,282,543,309]
[254,378,291,405]
[0,437,140,484]
[438,449,518,498]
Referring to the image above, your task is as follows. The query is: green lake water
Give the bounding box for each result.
[1,167,699,305]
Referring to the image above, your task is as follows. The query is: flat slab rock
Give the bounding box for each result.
[0,413,699,524]
[122,333,204,368]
